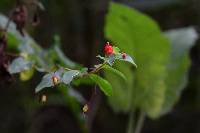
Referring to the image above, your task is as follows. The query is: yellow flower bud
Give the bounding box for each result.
[82,104,89,113]
[41,95,47,103]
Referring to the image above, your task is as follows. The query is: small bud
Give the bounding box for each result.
[41,95,47,103]
[122,53,127,59]
[82,104,89,113]
[52,75,59,86]
[104,42,114,55]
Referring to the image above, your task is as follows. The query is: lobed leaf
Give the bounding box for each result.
[161,27,198,115]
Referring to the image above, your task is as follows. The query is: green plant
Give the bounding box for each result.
[0,2,137,129]
[104,2,196,133]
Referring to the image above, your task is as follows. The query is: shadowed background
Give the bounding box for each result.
[0,0,199,133]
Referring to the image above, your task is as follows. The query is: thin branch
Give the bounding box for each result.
[79,61,107,78]
[89,61,107,74]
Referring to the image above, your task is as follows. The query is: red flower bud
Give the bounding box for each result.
[104,42,113,55]
[122,53,127,59]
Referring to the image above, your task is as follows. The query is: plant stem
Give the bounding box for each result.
[127,110,135,133]
[134,111,145,133]
[79,61,107,78]
[89,61,107,74]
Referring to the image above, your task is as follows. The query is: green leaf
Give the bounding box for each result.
[107,54,116,66]
[89,74,113,96]
[7,32,20,50]
[113,46,120,54]
[105,2,170,118]
[35,73,55,93]
[62,70,80,85]
[161,27,197,115]
[102,64,126,81]
[72,76,94,86]
[80,67,88,73]
[116,53,137,67]
[35,69,80,93]
[35,69,63,93]
[8,57,33,74]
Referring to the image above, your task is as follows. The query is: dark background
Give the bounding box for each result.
[0,0,199,133]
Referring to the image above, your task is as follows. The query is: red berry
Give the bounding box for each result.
[122,53,126,59]
[104,42,113,55]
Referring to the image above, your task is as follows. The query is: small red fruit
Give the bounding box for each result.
[122,53,127,59]
[104,42,113,55]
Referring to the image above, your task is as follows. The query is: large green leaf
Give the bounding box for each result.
[161,27,197,114]
[105,2,170,118]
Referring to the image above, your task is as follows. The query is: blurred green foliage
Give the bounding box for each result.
[104,2,195,119]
